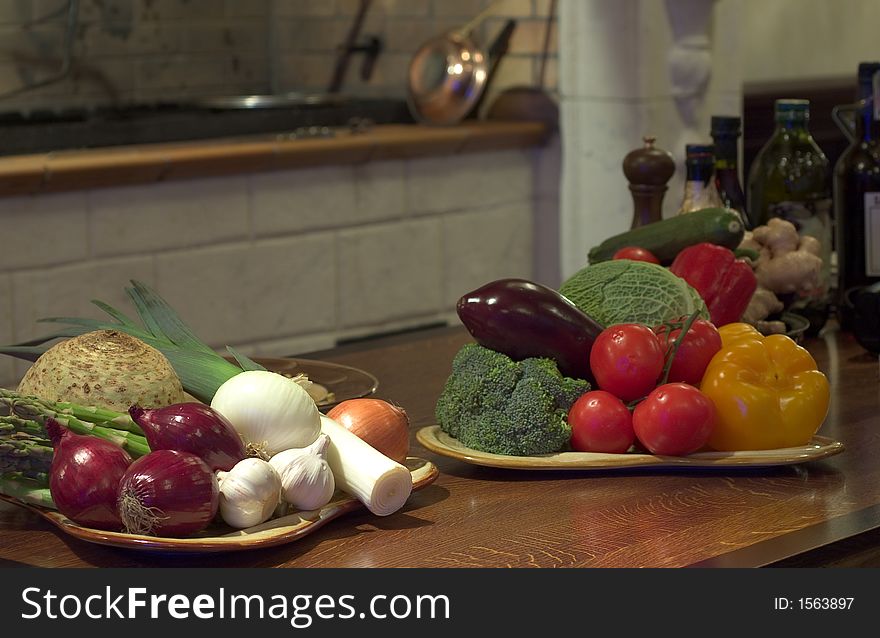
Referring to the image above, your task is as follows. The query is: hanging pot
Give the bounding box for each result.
[406,2,503,126]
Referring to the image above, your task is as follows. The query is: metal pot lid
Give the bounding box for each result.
[406,32,488,126]
[192,92,351,110]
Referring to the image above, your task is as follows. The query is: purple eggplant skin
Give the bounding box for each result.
[456,278,603,381]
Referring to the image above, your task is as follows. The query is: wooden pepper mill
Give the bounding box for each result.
[622,136,676,228]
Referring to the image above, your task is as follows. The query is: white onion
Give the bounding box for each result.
[210,370,321,458]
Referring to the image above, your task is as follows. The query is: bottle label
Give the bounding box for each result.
[866,192,880,276]
[769,198,833,298]
[874,70,880,121]
[679,181,723,214]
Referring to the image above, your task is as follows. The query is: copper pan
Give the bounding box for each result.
[406,2,499,126]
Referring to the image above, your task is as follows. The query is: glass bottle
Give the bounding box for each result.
[678,144,724,214]
[747,99,832,334]
[833,62,880,321]
[710,115,751,228]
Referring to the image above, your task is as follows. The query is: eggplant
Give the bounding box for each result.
[456,278,603,381]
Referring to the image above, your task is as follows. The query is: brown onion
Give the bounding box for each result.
[326,398,410,463]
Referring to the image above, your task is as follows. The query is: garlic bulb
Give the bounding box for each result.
[216,457,282,529]
[269,434,336,511]
[210,370,321,459]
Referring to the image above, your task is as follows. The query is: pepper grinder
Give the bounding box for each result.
[622,136,676,228]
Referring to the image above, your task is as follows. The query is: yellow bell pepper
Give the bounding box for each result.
[700,323,830,451]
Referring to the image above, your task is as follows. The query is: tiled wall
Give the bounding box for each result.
[0,149,536,389]
[0,0,557,112]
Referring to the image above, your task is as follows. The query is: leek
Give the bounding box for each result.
[0,280,264,404]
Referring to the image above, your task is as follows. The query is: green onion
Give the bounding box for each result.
[0,280,264,404]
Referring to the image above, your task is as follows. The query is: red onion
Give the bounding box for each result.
[129,403,246,471]
[117,449,219,537]
[46,418,132,531]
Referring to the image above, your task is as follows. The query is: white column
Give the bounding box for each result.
[558,0,742,280]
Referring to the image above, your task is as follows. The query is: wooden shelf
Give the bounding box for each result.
[0,121,549,197]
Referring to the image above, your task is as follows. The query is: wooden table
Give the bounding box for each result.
[2,323,879,568]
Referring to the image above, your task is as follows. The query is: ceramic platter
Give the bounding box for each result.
[0,458,438,554]
[416,426,844,471]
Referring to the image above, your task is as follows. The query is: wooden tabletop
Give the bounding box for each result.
[2,322,879,568]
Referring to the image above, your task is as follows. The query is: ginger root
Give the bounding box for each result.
[742,286,784,324]
[737,218,822,296]
[752,217,800,256]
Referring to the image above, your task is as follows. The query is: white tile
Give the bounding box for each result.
[372,0,432,17]
[442,202,534,305]
[11,256,157,343]
[251,166,357,236]
[0,274,14,389]
[154,234,336,346]
[407,150,533,215]
[243,332,339,358]
[275,0,338,17]
[354,160,407,222]
[88,177,249,258]
[0,192,90,270]
[337,218,443,326]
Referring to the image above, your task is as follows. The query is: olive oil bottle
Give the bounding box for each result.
[747,99,832,334]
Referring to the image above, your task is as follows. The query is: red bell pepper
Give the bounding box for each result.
[669,242,757,327]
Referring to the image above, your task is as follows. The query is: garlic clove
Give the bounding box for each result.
[282,455,336,511]
[217,457,282,529]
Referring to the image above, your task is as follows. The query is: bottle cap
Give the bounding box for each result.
[710,115,741,137]
[685,144,714,159]
[774,99,810,122]
[858,62,880,81]
[858,62,880,93]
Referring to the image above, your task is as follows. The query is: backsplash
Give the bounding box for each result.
[0,148,537,389]
[0,0,557,112]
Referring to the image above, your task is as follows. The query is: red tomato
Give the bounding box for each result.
[653,319,722,386]
[589,324,665,402]
[632,383,715,456]
[568,391,634,453]
[612,246,661,265]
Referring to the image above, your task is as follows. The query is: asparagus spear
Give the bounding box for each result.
[0,394,149,457]
[0,436,53,476]
[0,473,54,509]
[6,391,145,436]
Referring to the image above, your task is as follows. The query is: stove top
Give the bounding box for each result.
[0,97,414,156]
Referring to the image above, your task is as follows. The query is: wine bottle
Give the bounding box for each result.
[747,99,832,335]
[710,115,751,228]
[678,144,724,214]
[834,62,880,322]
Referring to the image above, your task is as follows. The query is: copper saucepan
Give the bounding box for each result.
[406,3,499,126]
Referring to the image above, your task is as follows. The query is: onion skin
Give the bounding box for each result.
[46,418,132,531]
[326,399,410,463]
[129,403,246,472]
[117,450,219,537]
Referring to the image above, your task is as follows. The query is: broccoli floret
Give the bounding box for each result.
[435,344,591,456]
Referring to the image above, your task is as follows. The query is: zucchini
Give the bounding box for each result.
[587,207,745,265]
